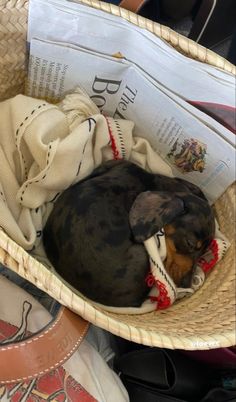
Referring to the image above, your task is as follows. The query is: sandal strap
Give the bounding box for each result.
[0,307,89,384]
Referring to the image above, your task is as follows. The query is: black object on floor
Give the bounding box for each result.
[227,28,236,65]
[115,347,212,402]
[200,387,236,402]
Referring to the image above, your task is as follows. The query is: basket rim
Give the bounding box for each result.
[0,225,235,350]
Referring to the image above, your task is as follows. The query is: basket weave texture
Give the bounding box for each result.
[0,0,235,350]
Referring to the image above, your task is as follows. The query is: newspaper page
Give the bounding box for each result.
[27,38,235,203]
[28,0,236,135]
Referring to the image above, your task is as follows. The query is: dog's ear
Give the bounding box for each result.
[176,178,207,200]
[129,191,184,242]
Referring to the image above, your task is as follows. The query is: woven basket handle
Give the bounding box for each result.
[0,306,89,384]
[119,0,149,13]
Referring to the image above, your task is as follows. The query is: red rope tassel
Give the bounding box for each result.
[145,273,171,310]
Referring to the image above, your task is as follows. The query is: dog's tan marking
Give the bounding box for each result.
[164,224,176,235]
[196,240,203,249]
[164,236,193,286]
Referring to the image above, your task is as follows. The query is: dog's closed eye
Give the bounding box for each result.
[185,237,203,252]
[185,238,196,251]
[174,236,203,255]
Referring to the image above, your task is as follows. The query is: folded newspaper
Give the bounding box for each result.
[27,0,235,203]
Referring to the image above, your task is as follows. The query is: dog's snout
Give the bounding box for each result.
[165,236,194,286]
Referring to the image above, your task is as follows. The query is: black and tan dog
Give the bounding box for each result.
[43,160,215,307]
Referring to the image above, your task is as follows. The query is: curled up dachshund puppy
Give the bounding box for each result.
[43,160,215,307]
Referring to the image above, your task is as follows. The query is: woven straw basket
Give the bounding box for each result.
[0,0,235,350]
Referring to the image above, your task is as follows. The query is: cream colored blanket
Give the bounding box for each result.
[0,88,172,252]
[0,89,229,313]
